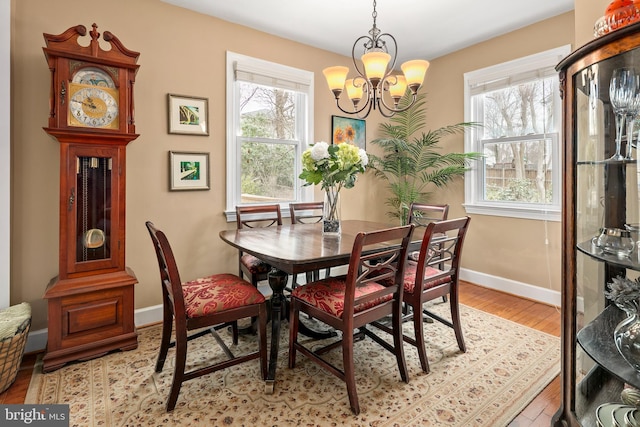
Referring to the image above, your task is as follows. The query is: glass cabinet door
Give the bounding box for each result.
[567,41,640,425]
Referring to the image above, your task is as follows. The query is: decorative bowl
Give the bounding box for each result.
[595,3,640,37]
[594,227,635,257]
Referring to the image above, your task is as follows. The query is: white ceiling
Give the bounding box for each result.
[161,0,575,64]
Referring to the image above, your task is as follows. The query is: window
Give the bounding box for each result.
[463,45,570,221]
[225,52,314,221]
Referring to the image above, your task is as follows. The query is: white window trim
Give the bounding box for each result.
[463,45,571,222]
[225,51,314,222]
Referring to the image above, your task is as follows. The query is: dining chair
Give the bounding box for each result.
[288,224,415,415]
[145,221,268,411]
[235,204,283,287]
[369,216,471,373]
[289,201,331,286]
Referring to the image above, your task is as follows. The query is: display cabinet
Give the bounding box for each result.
[554,22,640,426]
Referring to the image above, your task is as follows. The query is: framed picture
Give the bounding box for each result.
[167,94,209,136]
[331,115,366,149]
[169,151,210,191]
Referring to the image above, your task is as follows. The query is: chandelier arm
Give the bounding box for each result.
[334,97,372,116]
[334,76,372,116]
[352,95,374,119]
[377,91,418,116]
[352,35,373,77]
[377,32,398,70]
[376,103,398,118]
[334,92,374,117]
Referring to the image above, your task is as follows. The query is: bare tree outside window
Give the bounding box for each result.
[479,78,556,204]
[238,82,298,202]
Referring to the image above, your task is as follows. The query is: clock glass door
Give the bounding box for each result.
[65,145,121,276]
[76,155,111,262]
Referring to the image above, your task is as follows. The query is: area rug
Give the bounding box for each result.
[25,302,560,426]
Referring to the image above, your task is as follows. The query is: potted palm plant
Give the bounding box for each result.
[369,93,481,225]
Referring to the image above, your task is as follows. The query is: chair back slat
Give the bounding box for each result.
[408,203,449,227]
[289,201,324,224]
[344,225,414,315]
[415,217,471,286]
[236,204,283,229]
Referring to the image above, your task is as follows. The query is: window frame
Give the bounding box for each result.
[463,45,571,221]
[225,52,314,222]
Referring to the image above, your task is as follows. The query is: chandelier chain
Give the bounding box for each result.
[372,0,377,27]
[368,0,381,46]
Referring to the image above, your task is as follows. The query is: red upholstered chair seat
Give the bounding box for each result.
[182,274,266,318]
[240,254,272,275]
[291,276,393,318]
[401,262,452,294]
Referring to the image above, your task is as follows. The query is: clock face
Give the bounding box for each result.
[72,67,115,88]
[69,84,119,129]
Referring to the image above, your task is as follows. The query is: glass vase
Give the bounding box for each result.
[323,186,341,236]
[614,312,640,371]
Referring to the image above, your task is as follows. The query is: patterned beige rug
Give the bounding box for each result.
[25,302,560,426]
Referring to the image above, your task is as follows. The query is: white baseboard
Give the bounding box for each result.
[460,268,561,307]
[24,268,562,354]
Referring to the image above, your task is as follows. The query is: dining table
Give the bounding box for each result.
[219,219,417,393]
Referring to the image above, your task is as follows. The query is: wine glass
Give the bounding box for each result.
[626,74,640,160]
[610,68,638,160]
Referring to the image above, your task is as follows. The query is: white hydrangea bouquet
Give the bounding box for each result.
[299,142,368,233]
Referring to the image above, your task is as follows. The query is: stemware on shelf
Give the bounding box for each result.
[626,73,640,159]
[610,67,639,160]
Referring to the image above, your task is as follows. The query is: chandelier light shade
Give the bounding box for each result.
[323,0,430,118]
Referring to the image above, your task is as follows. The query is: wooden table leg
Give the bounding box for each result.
[265,268,287,394]
[264,268,337,394]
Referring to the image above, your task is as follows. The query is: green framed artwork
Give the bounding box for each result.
[169,151,210,191]
[331,115,366,149]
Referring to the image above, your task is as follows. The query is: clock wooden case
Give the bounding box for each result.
[42,23,140,372]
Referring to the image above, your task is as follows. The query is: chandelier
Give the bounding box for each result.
[322,0,430,118]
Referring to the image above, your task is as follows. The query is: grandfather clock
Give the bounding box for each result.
[42,24,139,372]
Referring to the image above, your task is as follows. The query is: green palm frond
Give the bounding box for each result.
[369,92,482,224]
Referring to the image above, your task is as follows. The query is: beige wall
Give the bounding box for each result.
[576,1,611,47]
[10,0,603,332]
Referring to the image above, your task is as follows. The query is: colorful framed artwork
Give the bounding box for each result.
[169,151,210,191]
[167,94,209,136]
[331,115,366,149]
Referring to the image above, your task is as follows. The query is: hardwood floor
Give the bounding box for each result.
[458,281,561,426]
[0,281,561,425]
